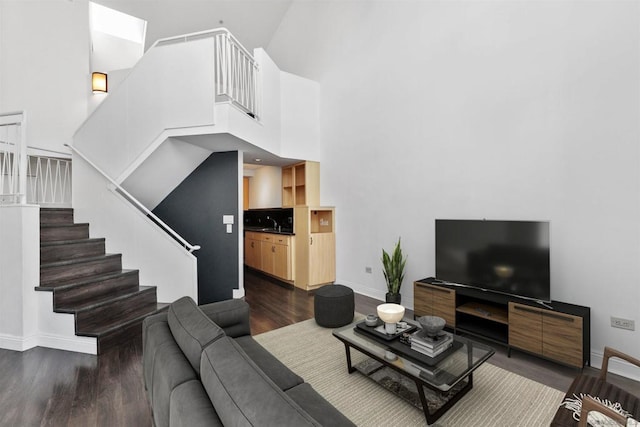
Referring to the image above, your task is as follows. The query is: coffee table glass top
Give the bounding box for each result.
[333,320,495,392]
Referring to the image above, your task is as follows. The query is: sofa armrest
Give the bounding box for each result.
[578,396,629,427]
[199,299,251,337]
[600,347,640,382]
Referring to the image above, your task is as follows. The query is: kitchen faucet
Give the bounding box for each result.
[266,216,278,230]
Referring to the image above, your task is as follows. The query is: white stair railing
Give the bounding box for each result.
[26,152,72,207]
[1,111,72,207]
[154,28,260,119]
[214,31,260,118]
[0,111,27,204]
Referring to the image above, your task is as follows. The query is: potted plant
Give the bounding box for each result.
[382,237,407,304]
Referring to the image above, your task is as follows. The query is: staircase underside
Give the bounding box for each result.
[37,208,168,354]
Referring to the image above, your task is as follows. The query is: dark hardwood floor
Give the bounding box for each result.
[1,268,638,426]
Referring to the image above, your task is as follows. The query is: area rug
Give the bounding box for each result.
[254,316,565,426]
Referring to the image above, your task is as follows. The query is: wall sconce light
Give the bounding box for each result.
[92,72,108,94]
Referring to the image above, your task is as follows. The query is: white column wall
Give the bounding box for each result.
[280,71,320,162]
[267,1,640,379]
[0,0,89,152]
[0,205,39,350]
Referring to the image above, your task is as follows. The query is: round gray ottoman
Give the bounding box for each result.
[314,284,354,328]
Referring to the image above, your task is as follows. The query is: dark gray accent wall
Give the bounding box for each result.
[152,151,239,304]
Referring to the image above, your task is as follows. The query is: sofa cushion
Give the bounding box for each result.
[235,335,303,391]
[170,380,223,427]
[286,383,355,427]
[168,296,225,375]
[151,338,198,427]
[142,313,172,402]
[200,337,321,427]
[200,299,251,337]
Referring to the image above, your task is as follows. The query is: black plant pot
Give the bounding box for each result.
[385,292,401,304]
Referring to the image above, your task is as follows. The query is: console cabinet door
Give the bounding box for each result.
[413,282,456,328]
[413,283,434,318]
[508,303,543,354]
[542,312,583,368]
[432,286,456,327]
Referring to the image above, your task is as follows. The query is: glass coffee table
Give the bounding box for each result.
[333,319,495,425]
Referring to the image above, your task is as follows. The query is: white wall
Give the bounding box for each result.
[280,71,320,161]
[0,0,89,152]
[74,36,217,179]
[247,165,282,209]
[73,157,199,303]
[268,1,640,373]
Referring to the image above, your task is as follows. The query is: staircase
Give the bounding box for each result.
[36,208,167,354]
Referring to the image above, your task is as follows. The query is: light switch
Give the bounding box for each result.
[223,215,234,225]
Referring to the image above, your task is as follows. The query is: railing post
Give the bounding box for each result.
[18,112,27,205]
[0,111,27,204]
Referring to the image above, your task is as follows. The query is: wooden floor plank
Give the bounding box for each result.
[96,349,123,426]
[67,361,99,426]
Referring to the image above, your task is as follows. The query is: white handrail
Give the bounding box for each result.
[152,27,252,57]
[65,143,201,253]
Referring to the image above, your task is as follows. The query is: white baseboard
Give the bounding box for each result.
[0,332,96,355]
[37,333,97,355]
[0,333,38,351]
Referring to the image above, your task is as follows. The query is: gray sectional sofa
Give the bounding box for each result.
[142,296,354,427]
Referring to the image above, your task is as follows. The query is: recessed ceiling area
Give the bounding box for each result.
[175,133,301,168]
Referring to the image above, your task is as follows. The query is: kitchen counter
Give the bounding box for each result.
[244,226,295,236]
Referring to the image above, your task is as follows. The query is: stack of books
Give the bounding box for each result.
[410,331,453,357]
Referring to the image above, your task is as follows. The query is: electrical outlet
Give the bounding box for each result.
[611,317,635,331]
[365,266,372,274]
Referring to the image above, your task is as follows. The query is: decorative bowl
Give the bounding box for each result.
[417,316,446,337]
[377,303,405,324]
[365,314,378,327]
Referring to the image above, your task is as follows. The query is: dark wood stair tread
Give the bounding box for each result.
[41,253,119,268]
[41,237,105,247]
[40,222,89,228]
[40,254,122,286]
[55,286,156,314]
[35,269,138,291]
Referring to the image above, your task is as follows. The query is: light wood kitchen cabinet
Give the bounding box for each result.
[508,302,583,368]
[260,234,292,281]
[244,231,262,270]
[273,237,292,280]
[244,232,293,281]
[282,161,320,207]
[293,206,335,290]
[413,282,456,327]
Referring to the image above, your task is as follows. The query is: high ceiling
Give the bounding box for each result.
[93,0,293,52]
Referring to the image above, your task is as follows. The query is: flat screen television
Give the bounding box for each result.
[435,219,550,302]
